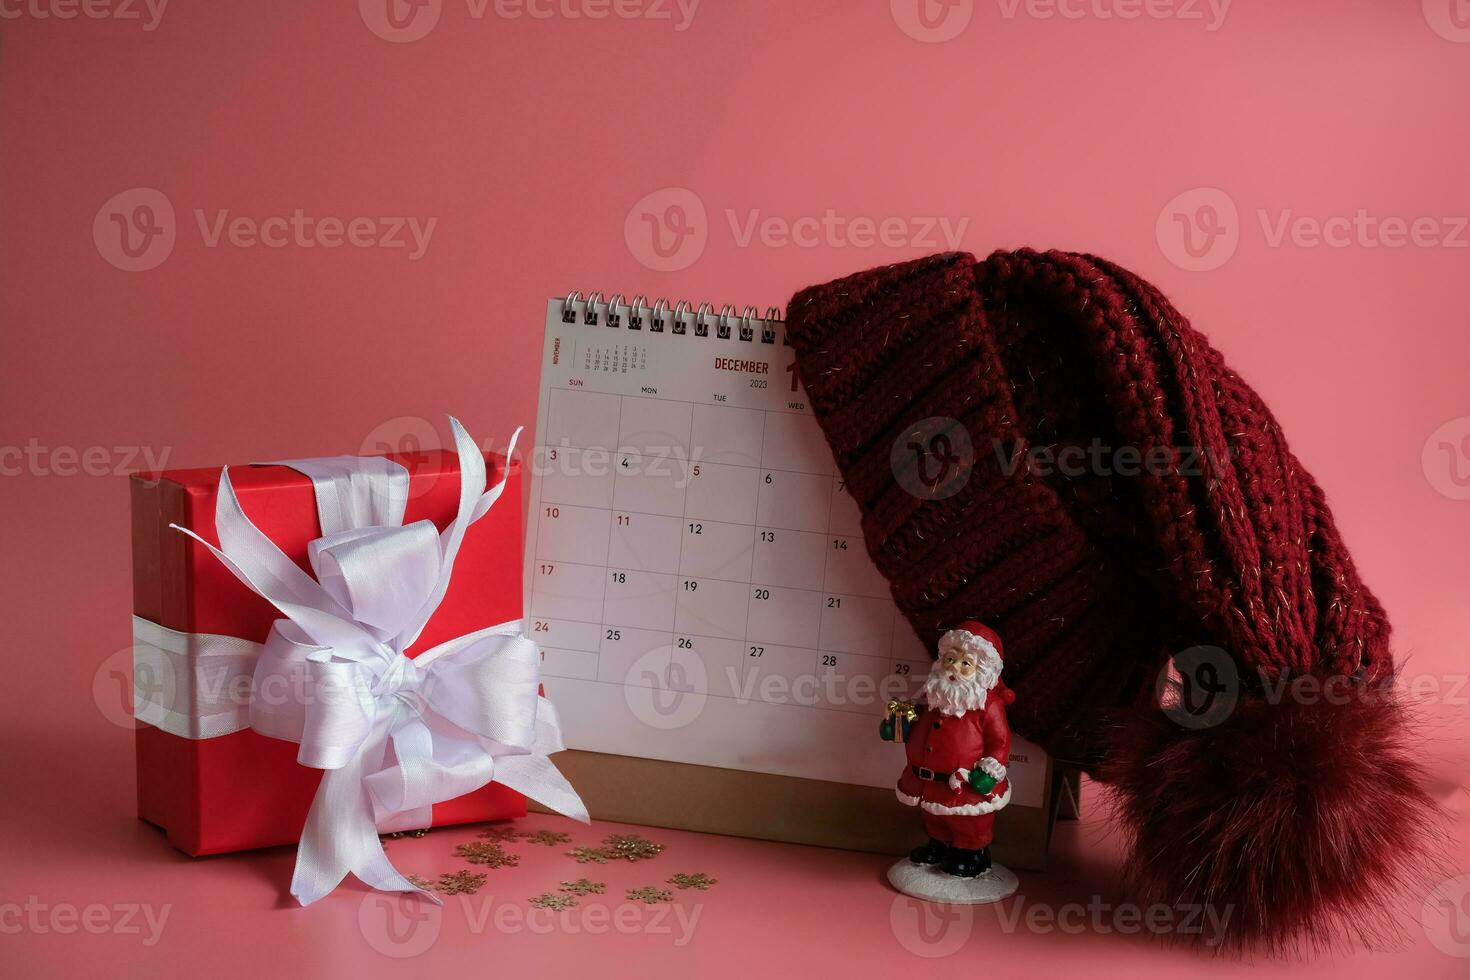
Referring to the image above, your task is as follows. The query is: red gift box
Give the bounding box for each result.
[130,449,527,856]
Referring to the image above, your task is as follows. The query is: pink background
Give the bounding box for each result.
[2,1,1468,976]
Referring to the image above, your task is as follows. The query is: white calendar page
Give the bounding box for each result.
[525,298,1044,805]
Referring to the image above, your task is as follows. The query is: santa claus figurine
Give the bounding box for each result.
[882,621,1016,887]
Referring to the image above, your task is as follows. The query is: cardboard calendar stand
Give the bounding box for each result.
[525,297,1077,872]
[537,750,1078,871]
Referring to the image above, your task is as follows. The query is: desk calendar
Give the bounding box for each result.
[525,295,1047,826]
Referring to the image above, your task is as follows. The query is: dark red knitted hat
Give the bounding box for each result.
[786,249,1436,951]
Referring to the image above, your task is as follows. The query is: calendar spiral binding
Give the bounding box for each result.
[559,291,788,345]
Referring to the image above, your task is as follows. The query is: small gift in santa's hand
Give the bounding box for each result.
[880,699,917,743]
[129,418,585,905]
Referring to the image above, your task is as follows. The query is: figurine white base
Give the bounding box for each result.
[887,859,1020,904]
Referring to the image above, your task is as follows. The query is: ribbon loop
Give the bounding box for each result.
[420,631,542,747]
[308,521,443,640]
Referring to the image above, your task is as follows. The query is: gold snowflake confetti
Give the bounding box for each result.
[405,874,438,891]
[454,842,520,868]
[436,871,488,896]
[601,833,665,862]
[524,829,572,847]
[558,878,606,896]
[626,886,673,905]
[667,872,717,890]
[477,826,526,843]
[566,846,610,864]
[528,892,578,911]
[383,828,430,839]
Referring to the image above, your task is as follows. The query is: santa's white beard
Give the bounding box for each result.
[922,663,999,716]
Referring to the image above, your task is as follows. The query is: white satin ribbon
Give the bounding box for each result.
[131,617,261,739]
[156,417,586,906]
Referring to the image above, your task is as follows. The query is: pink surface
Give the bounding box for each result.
[2,1,1468,976]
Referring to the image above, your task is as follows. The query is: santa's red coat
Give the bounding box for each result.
[896,684,1014,820]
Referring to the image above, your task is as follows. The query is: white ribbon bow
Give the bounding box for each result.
[173,417,587,906]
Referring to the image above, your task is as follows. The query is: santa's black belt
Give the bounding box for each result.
[912,766,951,782]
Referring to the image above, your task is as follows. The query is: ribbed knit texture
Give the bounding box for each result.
[786,250,1439,951]
[786,248,1391,764]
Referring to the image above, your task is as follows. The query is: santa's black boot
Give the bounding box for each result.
[941,847,992,878]
[909,838,949,865]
